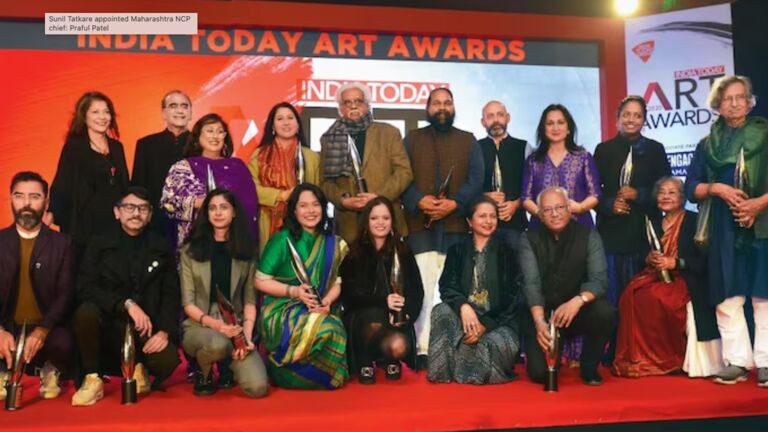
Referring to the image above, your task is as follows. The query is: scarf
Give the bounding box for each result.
[704,116,768,196]
[257,140,298,236]
[321,112,373,178]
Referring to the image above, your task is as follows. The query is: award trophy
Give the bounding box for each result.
[424,165,455,229]
[206,164,217,192]
[645,216,673,283]
[388,251,407,327]
[296,144,306,184]
[543,313,560,392]
[619,148,633,188]
[492,155,504,193]
[734,148,750,227]
[286,238,324,304]
[4,323,27,411]
[347,137,368,194]
[216,288,247,351]
[121,323,137,405]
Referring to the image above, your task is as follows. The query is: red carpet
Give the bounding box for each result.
[4,366,768,431]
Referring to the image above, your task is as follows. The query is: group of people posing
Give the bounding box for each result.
[1,74,766,408]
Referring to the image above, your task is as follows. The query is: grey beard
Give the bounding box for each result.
[16,212,41,230]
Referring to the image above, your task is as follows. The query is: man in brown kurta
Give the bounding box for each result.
[402,88,484,368]
[320,82,413,243]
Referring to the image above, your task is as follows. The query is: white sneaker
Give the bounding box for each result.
[39,362,61,399]
[71,373,104,406]
[134,363,151,394]
[0,371,8,401]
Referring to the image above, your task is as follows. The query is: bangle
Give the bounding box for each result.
[577,294,589,304]
[199,314,208,327]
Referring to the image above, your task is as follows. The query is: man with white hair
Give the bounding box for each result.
[518,186,614,386]
[320,82,413,243]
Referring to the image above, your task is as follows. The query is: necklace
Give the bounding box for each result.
[89,138,109,155]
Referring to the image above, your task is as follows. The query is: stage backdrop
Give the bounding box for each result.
[0,21,601,227]
[625,4,734,178]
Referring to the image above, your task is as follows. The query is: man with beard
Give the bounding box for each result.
[479,100,532,250]
[132,90,192,239]
[402,87,484,369]
[518,187,614,386]
[71,186,180,406]
[0,171,74,401]
[320,82,413,243]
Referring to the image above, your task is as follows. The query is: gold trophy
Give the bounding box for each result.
[121,323,137,405]
[286,238,323,304]
[4,323,27,411]
[543,312,560,392]
[424,165,455,229]
[645,216,673,283]
[216,288,247,351]
[347,137,368,194]
[389,250,407,327]
[295,144,305,184]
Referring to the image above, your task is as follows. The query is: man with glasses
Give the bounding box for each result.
[518,186,614,386]
[132,90,192,240]
[0,171,74,402]
[320,81,413,243]
[402,87,484,370]
[71,186,180,406]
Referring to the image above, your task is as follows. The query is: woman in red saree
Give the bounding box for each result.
[613,177,721,377]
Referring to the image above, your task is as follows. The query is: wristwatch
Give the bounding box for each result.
[578,294,589,304]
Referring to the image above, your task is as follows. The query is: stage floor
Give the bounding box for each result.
[4,365,768,431]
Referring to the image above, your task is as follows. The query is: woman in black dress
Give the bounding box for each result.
[50,91,129,261]
[340,196,424,384]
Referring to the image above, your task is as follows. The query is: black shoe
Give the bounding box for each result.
[193,371,217,396]
[186,358,201,383]
[415,354,428,371]
[218,370,234,389]
[581,370,604,386]
[385,362,401,380]
[358,366,375,384]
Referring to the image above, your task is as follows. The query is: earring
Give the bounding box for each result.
[390,229,395,237]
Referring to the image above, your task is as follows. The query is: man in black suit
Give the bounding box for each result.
[132,90,192,239]
[71,186,180,406]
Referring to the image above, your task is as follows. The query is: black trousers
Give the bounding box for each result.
[72,302,180,382]
[522,298,615,383]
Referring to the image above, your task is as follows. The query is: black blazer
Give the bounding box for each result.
[77,228,180,338]
[652,211,718,341]
[0,225,74,330]
[50,136,129,247]
[439,236,521,333]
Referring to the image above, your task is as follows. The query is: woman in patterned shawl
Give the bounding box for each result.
[427,196,521,384]
[255,184,349,389]
[248,102,320,253]
[161,113,259,253]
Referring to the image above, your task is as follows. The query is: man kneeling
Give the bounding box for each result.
[518,187,615,386]
[72,187,180,406]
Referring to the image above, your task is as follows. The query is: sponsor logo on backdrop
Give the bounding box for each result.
[632,40,655,63]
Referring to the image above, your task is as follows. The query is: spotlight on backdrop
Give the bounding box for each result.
[615,0,639,16]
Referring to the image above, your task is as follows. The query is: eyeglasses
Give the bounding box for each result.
[202,128,227,137]
[539,204,567,217]
[119,203,151,214]
[342,98,367,108]
[722,94,747,105]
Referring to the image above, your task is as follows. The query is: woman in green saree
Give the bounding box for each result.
[255,183,349,389]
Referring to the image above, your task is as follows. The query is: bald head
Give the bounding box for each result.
[481,100,510,139]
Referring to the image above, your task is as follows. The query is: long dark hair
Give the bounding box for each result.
[533,104,581,161]
[283,183,333,240]
[350,196,408,260]
[259,102,309,149]
[67,91,120,139]
[185,189,255,262]
[183,113,234,158]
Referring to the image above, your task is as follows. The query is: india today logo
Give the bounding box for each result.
[632,40,655,63]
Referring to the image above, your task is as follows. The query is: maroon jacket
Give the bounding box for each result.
[0,224,75,330]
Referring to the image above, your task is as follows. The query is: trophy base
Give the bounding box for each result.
[122,379,137,405]
[544,369,559,392]
[4,384,22,411]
